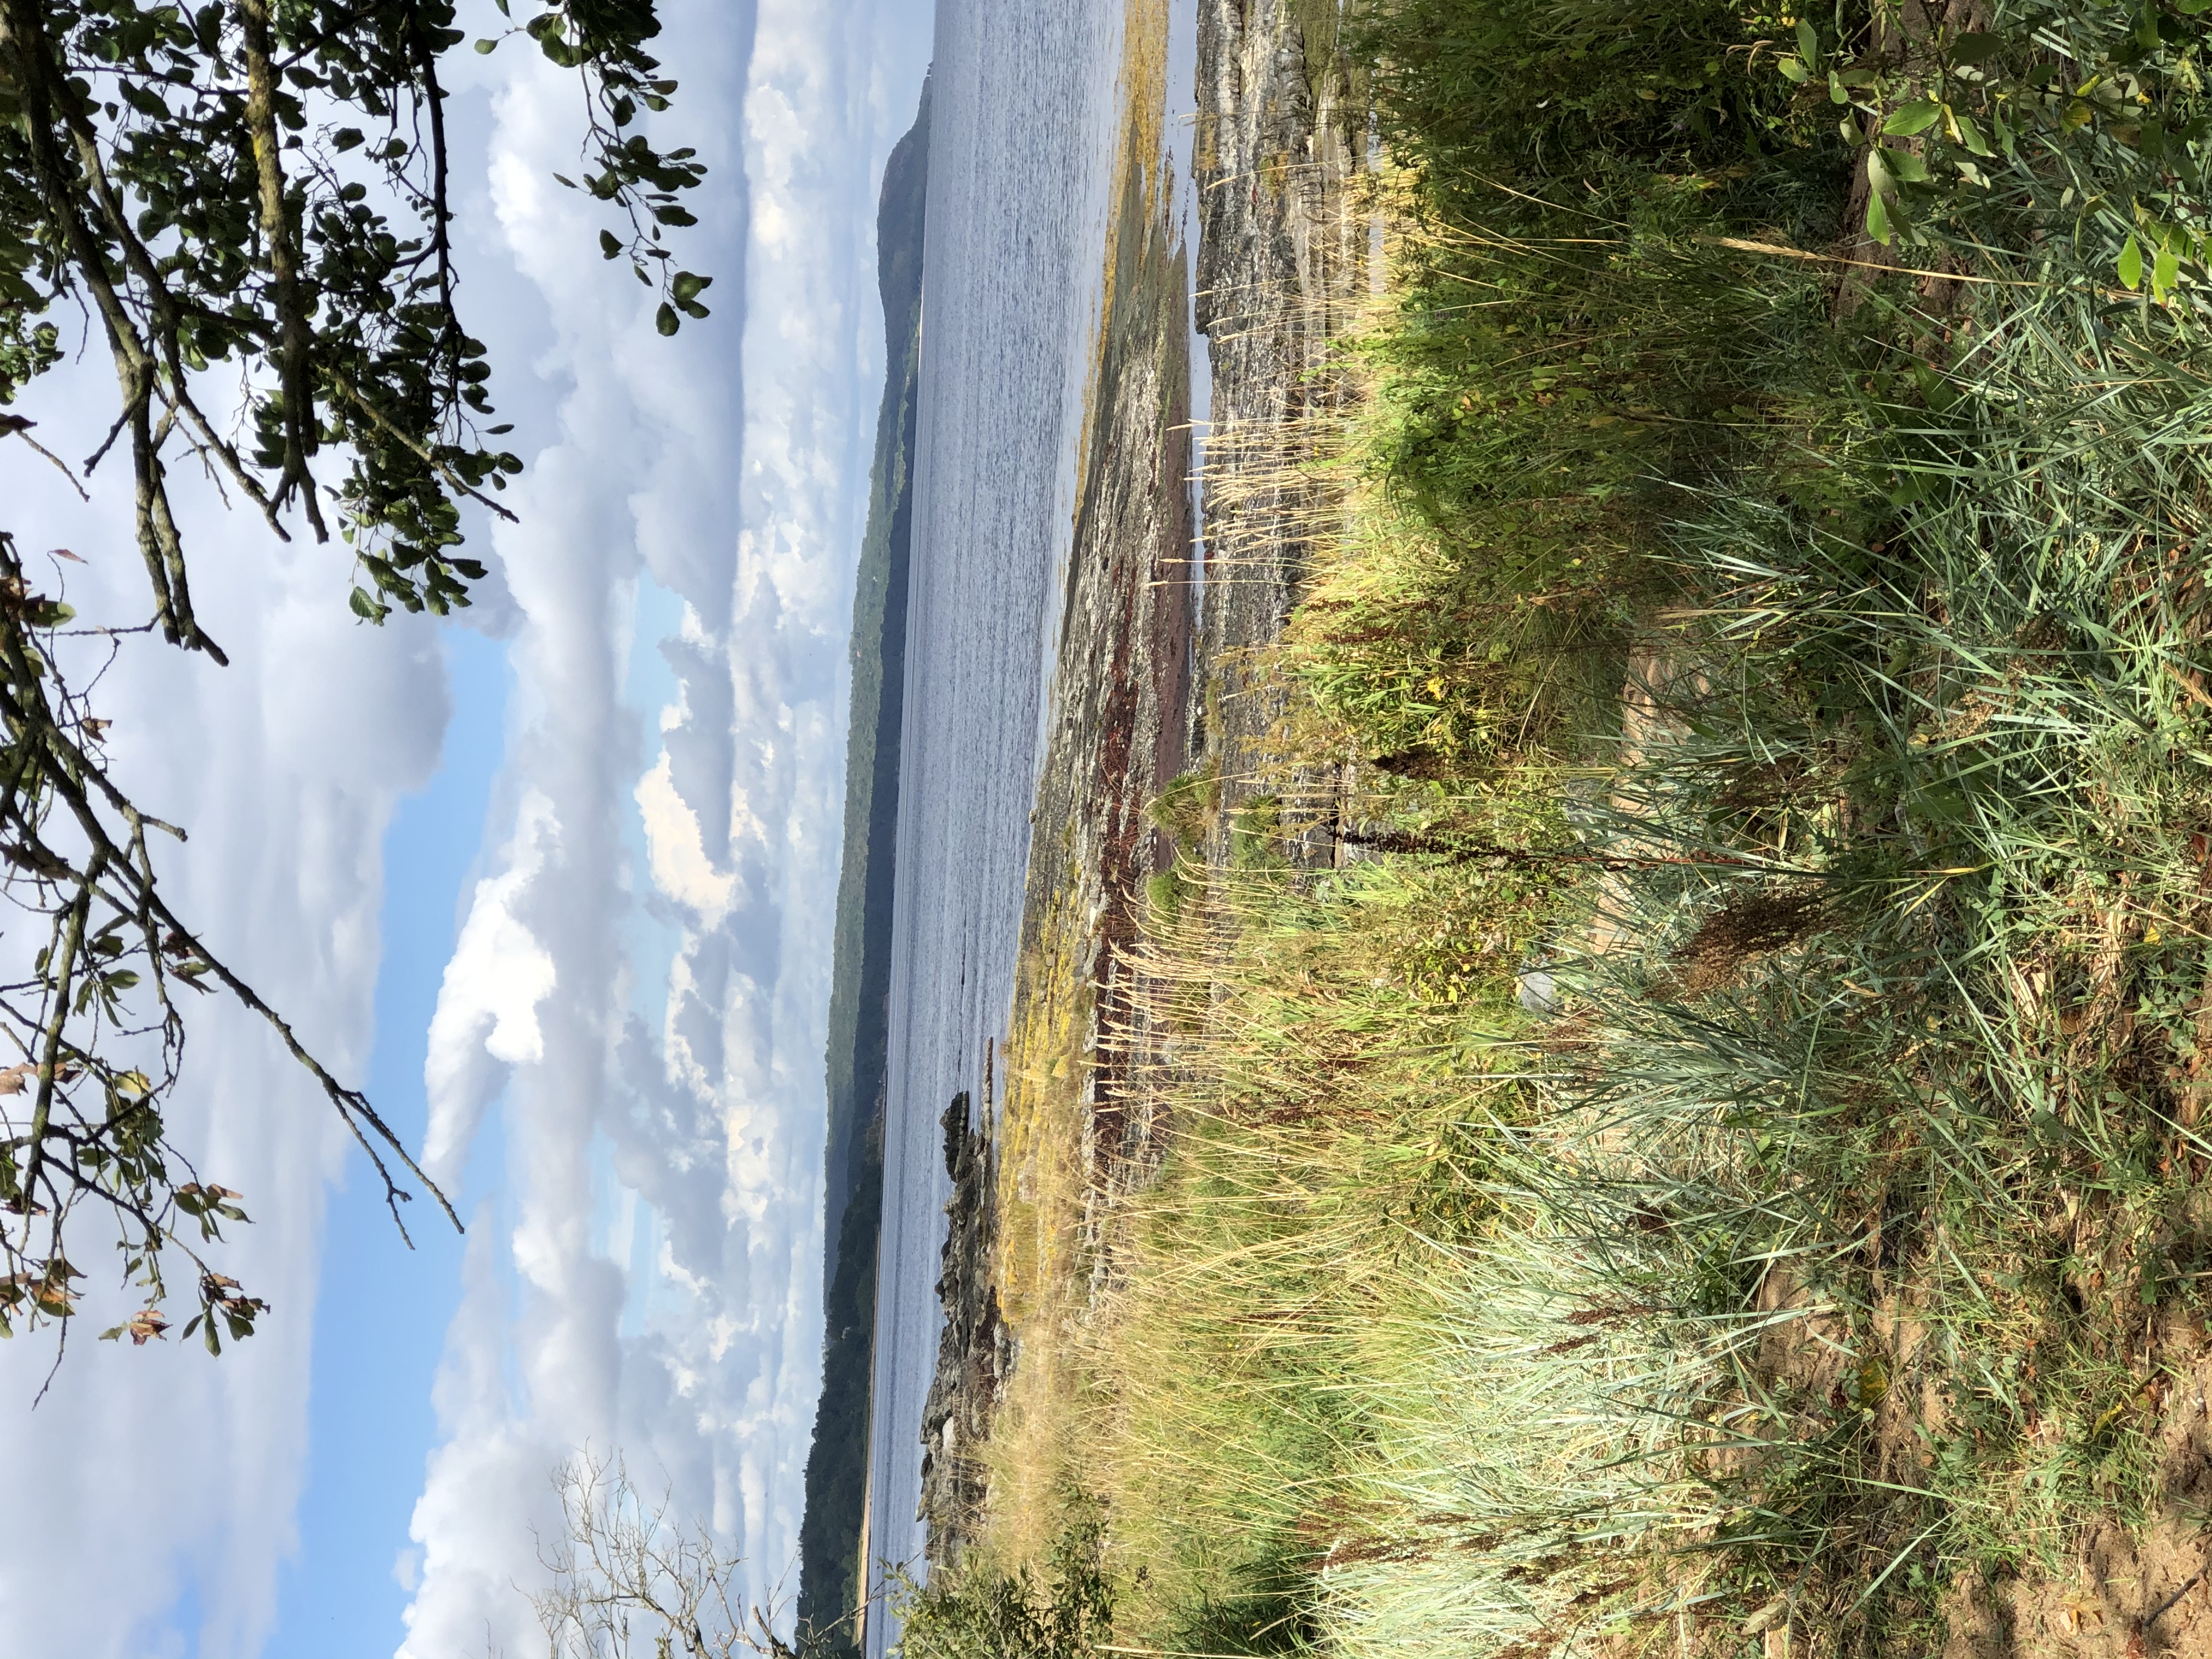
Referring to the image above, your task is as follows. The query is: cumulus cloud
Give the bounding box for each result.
[421,788,563,1188]
[396,2,937,1653]
[637,751,740,923]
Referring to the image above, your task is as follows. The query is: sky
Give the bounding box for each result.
[0,1,936,1654]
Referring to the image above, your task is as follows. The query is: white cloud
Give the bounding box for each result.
[396,2,937,1654]
[421,788,562,1187]
[0,391,453,1659]
[637,750,739,922]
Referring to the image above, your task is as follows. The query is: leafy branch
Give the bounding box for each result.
[0,0,708,1365]
[1773,0,2212,295]
[0,529,454,1355]
[475,0,714,337]
[0,0,709,622]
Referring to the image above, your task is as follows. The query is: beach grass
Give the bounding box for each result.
[908,0,2212,1653]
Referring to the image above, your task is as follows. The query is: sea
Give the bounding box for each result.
[859,2,1127,1652]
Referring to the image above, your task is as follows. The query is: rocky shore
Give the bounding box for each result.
[915,1092,1006,1545]
[913,0,1371,1568]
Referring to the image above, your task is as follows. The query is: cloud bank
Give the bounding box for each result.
[397,4,936,1652]
[0,429,453,1659]
[0,2,930,1652]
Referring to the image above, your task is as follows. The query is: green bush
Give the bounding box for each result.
[894,1517,1113,1659]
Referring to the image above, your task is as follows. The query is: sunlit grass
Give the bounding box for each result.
[927,0,2212,1654]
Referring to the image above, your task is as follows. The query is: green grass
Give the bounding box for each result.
[1082,857,1554,1652]
[915,0,2212,1654]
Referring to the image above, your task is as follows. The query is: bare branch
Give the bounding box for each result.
[532,1453,803,1659]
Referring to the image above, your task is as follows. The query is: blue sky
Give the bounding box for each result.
[266,628,510,1659]
[0,3,936,1655]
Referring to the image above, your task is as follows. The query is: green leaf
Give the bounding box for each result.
[1885,149,1929,184]
[2119,232,2143,290]
[1795,17,1821,71]
[1950,32,2004,64]
[1829,70,1848,105]
[1867,190,1893,246]
[1953,110,1993,156]
[1883,100,1942,137]
[599,229,622,260]
[2155,240,2180,298]
[475,36,498,53]
[671,270,712,303]
[1777,55,1809,83]
[655,303,679,337]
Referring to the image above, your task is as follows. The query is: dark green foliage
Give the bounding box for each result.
[894,1515,1114,1659]
[1352,0,1816,223]
[0,0,707,635]
[1144,769,1218,851]
[1770,0,2212,267]
[796,1118,883,1658]
[1302,1,1853,772]
[1143,866,1191,924]
[818,77,929,1232]
[1164,1579,1323,1658]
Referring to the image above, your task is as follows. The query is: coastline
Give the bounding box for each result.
[794,80,930,1655]
[912,0,1370,1571]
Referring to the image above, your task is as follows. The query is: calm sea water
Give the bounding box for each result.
[861,2,1124,1650]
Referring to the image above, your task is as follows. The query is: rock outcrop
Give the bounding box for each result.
[916,1093,1008,1561]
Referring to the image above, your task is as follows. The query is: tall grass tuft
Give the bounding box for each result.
[949,0,2212,1652]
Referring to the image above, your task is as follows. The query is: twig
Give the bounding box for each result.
[1699,235,2134,301]
[2140,1558,2210,1634]
[2,420,92,501]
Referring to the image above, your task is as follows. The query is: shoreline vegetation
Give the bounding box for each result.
[887,0,2212,1656]
[795,74,931,1659]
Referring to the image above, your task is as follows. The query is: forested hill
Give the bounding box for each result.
[794,71,930,1657]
